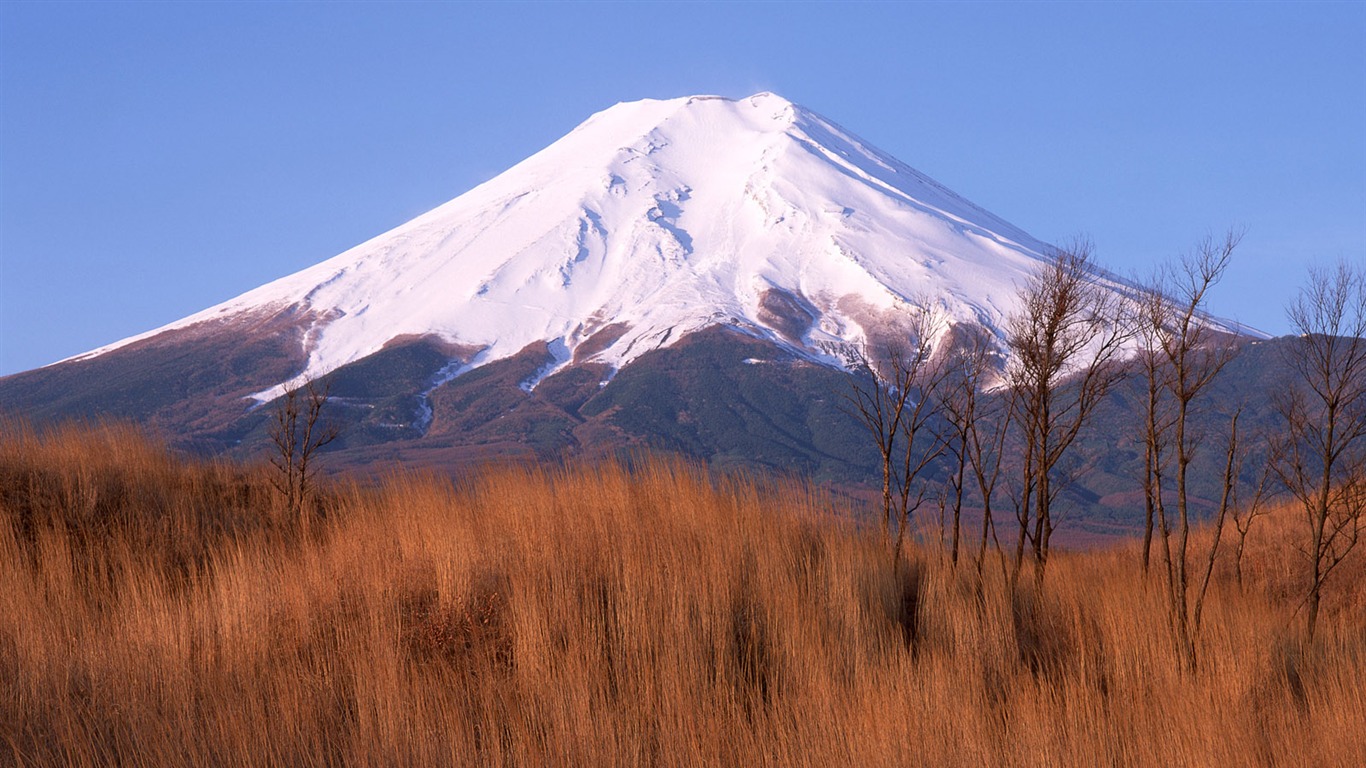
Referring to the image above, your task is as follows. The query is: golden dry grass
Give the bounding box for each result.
[1,421,1363,766]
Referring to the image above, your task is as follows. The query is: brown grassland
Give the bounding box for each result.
[1,422,1363,766]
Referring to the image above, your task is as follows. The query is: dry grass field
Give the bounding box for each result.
[1,421,1363,766]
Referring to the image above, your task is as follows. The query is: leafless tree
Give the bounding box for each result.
[842,343,911,543]
[1136,232,1242,669]
[938,326,1011,575]
[1135,283,1175,576]
[1006,239,1131,585]
[1274,260,1366,641]
[842,306,950,560]
[269,378,340,532]
[1229,431,1275,589]
[938,369,969,566]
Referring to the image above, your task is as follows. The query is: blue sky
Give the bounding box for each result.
[2,1,1363,375]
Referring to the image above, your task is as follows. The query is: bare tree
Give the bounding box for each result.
[1274,260,1366,641]
[842,306,950,558]
[269,378,340,532]
[1135,282,1175,576]
[939,326,1010,574]
[1006,239,1131,585]
[938,364,970,567]
[1137,232,1242,669]
[1190,409,1242,638]
[1228,435,1275,588]
[843,343,912,543]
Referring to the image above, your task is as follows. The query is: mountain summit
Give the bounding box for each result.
[68,92,1072,402]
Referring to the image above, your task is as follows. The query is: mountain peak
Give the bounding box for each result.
[558,92,803,167]
[599,91,797,115]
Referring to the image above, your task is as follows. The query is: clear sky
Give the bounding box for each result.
[2,1,1363,376]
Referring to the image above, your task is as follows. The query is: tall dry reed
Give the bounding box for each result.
[1,421,1362,766]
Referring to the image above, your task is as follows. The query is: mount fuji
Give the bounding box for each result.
[1,92,1255,502]
[65,93,1073,393]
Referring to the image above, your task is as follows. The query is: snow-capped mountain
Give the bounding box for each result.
[66,92,1091,403]
[3,92,1265,516]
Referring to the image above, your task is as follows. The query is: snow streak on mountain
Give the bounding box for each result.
[68,92,1104,400]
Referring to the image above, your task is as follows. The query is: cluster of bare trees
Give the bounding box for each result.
[842,305,951,570]
[1136,231,1243,669]
[845,241,1131,587]
[939,327,1009,573]
[845,236,1365,651]
[1139,251,1365,649]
